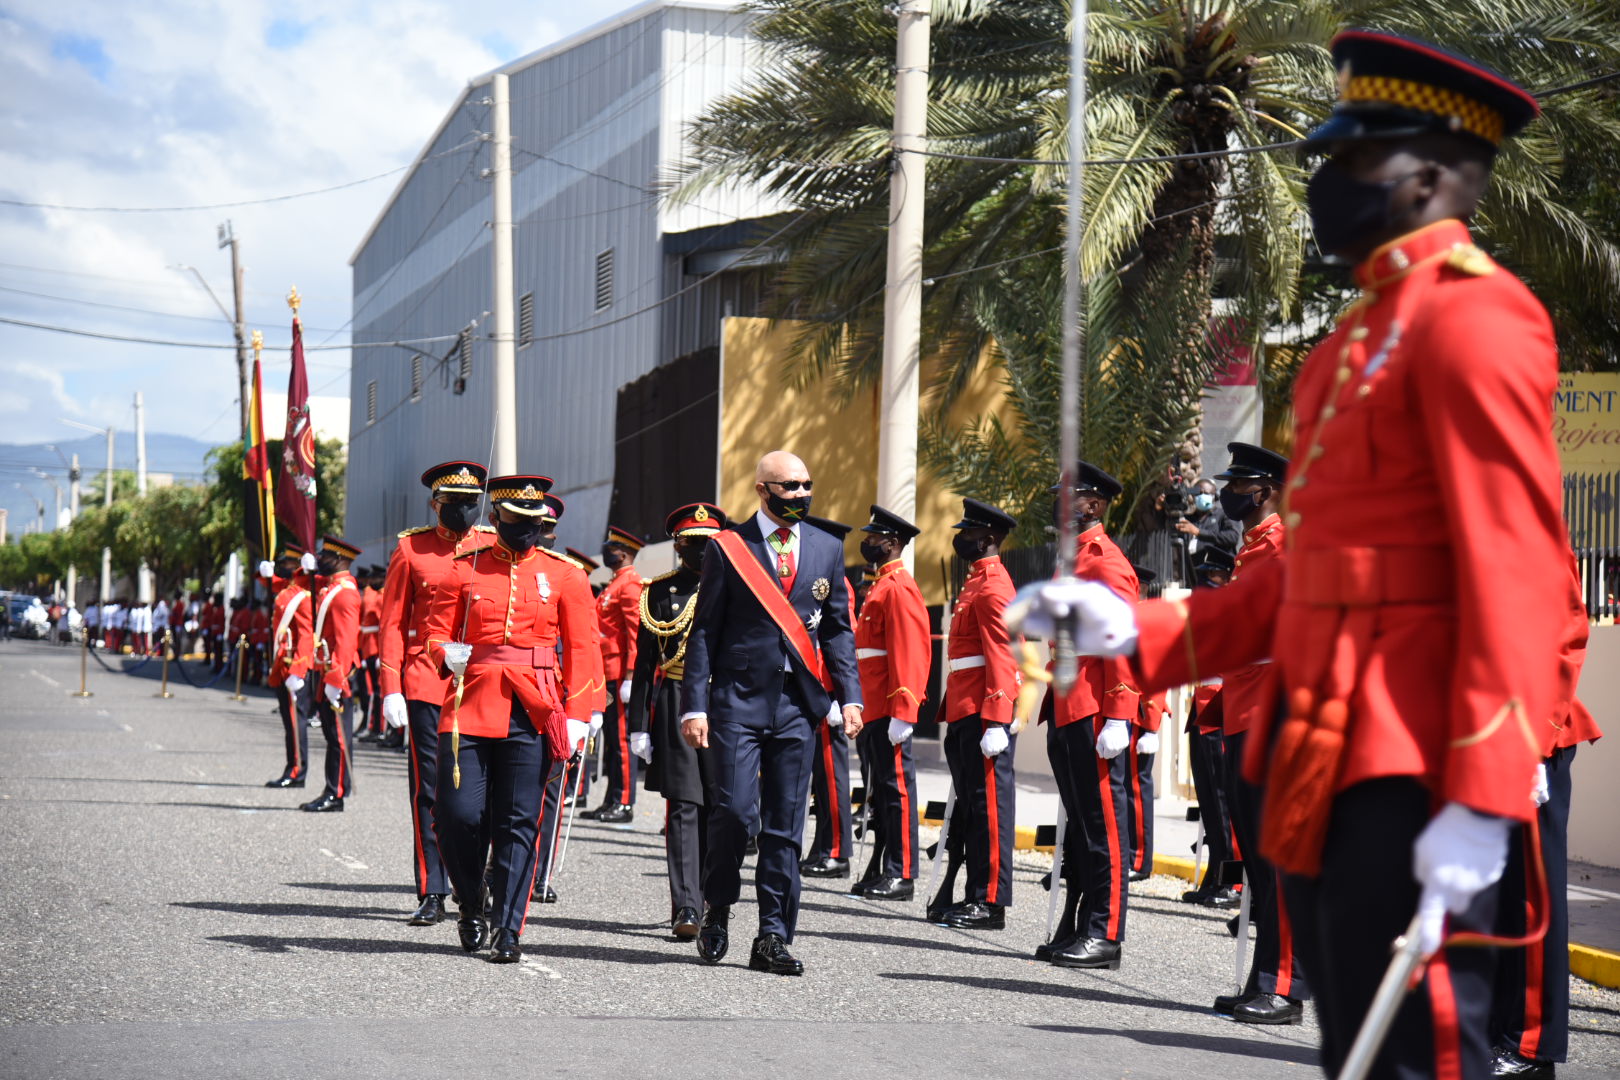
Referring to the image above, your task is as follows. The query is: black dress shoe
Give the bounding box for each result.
[672,906,701,940]
[1035,930,1081,962]
[298,793,343,812]
[458,914,490,953]
[1128,869,1151,882]
[799,855,850,879]
[1491,1048,1554,1078]
[847,876,875,897]
[355,730,381,744]
[697,905,729,964]
[1214,990,1257,1015]
[537,884,558,904]
[489,927,522,963]
[863,877,914,901]
[748,933,804,976]
[581,802,613,820]
[744,835,759,857]
[569,793,590,809]
[1200,886,1242,909]
[1050,937,1123,970]
[925,899,958,925]
[379,730,405,749]
[265,774,305,789]
[1227,915,1242,937]
[1233,993,1303,1025]
[944,901,1005,930]
[408,894,447,926]
[595,804,634,825]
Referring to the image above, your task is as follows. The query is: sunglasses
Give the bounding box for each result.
[763,480,813,494]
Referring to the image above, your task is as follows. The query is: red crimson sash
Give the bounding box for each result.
[713,529,821,675]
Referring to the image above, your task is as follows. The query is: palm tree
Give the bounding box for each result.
[676,0,1620,527]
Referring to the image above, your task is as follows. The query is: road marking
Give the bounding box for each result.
[1570,884,1620,902]
[28,669,61,688]
[96,709,110,717]
[521,959,563,980]
[318,847,369,871]
[119,723,133,732]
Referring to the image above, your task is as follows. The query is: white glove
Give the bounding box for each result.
[827,701,845,730]
[257,560,275,580]
[588,712,604,737]
[630,731,652,763]
[1096,718,1131,759]
[566,717,590,753]
[1004,580,1138,656]
[283,674,304,694]
[619,680,632,705]
[888,718,913,745]
[1412,802,1511,955]
[1137,730,1160,755]
[979,724,1009,758]
[299,552,318,573]
[383,693,408,730]
[442,642,472,677]
[1532,763,1550,807]
[324,681,343,707]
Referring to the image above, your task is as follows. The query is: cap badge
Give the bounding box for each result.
[520,484,539,499]
[694,505,709,522]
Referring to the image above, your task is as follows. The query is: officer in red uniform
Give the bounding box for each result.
[247,598,271,685]
[801,514,857,878]
[378,460,493,926]
[423,474,603,963]
[354,566,384,740]
[302,535,364,813]
[262,542,315,789]
[1126,565,1163,885]
[227,598,252,678]
[586,525,645,825]
[1031,33,1568,1078]
[1180,546,1240,909]
[934,497,1020,931]
[850,506,932,901]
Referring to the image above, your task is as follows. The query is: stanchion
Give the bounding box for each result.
[229,635,248,702]
[154,629,174,699]
[70,623,93,698]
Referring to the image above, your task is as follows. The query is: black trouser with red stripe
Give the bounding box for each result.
[315,689,354,799]
[943,717,1015,906]
[274,681,311,781]
[1127,730,1155,874]
[1048,716,1131,942]
[808,719,853,861]
[434,700,555,934]
[406,700,450,898]
[533,752,578,892]
[855,720,919,880]
[1491,744,1574,1064]
[1285,777,1498,1080]
[1225,730,1307,999]
[666,799,709,914]
[1187,726,1239,880]
[599,695,636,807]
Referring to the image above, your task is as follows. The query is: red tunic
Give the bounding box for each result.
[423,543,603,740]
[597,565,644,683]
[311,572,362,695]
[378,525,494,702]
[944,556,1019,726]
[855,560,932,724]
[1131,219,1568,827]
[1138,690,1169,733]
[1057,523,1141,727]
[358,586,382,660]
[267,577,313,688]
[1552,552,1603,753]
[228,608,253,649]
[249,609,270,648]
[1220,514,1286,737]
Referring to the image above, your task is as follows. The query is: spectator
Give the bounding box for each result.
[1174,478,1241,556]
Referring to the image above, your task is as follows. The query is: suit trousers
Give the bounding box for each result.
[1127,731,1155,874]
[1048,717,1131,941]
[434,701,555,934]
[1225,730,1307,999]
[943,718,1016,907]
[600,696,636,807]
[274,681,311,780]
[703,677,816,941]
[808,719,853,860]
[666,799,709,914]
[533,752,577,892]
[855,721,919,880]
[1285,777,1498,1080]
[1491,745,1575,1064]
[406,700,450,898]
[1187,726,1239,880]
[314,692,353,799]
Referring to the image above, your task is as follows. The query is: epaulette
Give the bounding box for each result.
[646,568,682,586]
[454,547,482,561]
[398,526,431,538]
[1445,244,1496,277]
[553,551,588,571]
[535,547,584,571]
[473,524,496,533]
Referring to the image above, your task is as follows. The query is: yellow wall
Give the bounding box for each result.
[718,316,1021,605]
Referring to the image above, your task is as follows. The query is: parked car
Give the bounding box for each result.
[5,594,50,640]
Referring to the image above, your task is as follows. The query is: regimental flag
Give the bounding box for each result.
[276,310,318,551]
[242,347,276,561]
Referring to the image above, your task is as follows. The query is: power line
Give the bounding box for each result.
[0,315,462,352]
[1535,70,1620,98]
[906,139,1305,169]
[0,284,347,335]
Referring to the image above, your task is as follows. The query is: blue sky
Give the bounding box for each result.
[0,0,642,448]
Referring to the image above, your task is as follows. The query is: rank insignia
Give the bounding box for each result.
[811,577,831,601]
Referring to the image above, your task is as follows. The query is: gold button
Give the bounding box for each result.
[1364,291,1377,304]
[1286,512,1301,528]
[1336,366,1352,384]
[1311,445,1325,460]
[1350,327,1370,341]
[1338,345,1351,361]
[1292,476,1307,490]
[1390,249,1410,270]
[1320,406,1337,420]
[1357,385,1372,398]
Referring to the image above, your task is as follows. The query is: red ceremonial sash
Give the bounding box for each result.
[713,529,821,675]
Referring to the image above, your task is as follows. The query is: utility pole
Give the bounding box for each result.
[220,221,250,439]
[135,391,151,603]
[488,72,518,476]
[876,0,930,572]
[67,453,80,604]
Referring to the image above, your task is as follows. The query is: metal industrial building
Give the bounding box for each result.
[345,0,778,558]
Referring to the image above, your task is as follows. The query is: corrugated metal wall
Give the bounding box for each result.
[346,3,769,561]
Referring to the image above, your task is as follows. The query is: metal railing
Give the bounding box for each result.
[1564,471,1620,622]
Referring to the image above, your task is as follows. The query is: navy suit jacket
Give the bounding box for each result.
[679,515,862,723]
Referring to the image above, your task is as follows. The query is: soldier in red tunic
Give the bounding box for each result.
[585,525,645,825]
[261,542,314,790]
[302,535,364,813]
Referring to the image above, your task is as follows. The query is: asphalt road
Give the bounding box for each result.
[2,638,1617,1079]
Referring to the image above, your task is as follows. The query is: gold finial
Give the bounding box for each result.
[287,286,301,317]
[251,329,263,359]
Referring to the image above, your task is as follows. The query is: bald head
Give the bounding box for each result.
[756,450,808,484]
[755,450,813,526]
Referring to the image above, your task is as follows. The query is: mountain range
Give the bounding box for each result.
[0,431,219,539]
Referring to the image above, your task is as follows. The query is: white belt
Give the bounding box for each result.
[948,655,986,672]
[360,627,380,634]
[407,629,417,638]
[856,648,888,660]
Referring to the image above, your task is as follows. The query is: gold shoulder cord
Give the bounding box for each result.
[639,583,699,678]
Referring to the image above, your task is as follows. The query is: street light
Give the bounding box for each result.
[60,418,115,607]
[169,264,234,324]
[41,445,81,603]
[13,483,44,535]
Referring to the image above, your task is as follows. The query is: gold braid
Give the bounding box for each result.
[639,580,698,678]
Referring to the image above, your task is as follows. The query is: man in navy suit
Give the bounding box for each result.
[680,450,864,975]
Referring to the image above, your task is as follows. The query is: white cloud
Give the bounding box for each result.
[0,0,632,446]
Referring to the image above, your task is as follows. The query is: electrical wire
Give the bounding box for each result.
[0,316,463,352]
[905,139,1305,169]
[0,284,347,335]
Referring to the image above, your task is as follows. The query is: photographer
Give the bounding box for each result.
[1174,478,1241,556]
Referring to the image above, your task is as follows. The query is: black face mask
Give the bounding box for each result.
[539,532,557,550]
[1307,162,1424,258]
[676,541,705,572]
[274,561,298,580]
[496,519,544,553]
[952,534,987,563]
[859,539,888,567]
[1218,485,1259,522]
[602,548,627,570]
[316,555,339,577]
[766,491,812,523]
[437,501,479,534]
